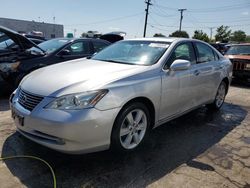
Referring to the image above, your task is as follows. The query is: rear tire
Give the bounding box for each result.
[111,102,151,152]
[207,81,227,110]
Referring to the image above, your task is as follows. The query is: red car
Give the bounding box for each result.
[225,43,250,81]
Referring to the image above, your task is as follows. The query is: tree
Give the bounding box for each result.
[81,32,88,37]
[246,35,250,43]
[230,30,246,42]
[169,30,189,38]
[153,33,166,37]
[192,30,209,42]
[215,25,231,42]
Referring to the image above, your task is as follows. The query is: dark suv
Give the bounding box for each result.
[0,26,111,87]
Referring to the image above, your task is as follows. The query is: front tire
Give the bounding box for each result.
[207,81,227,110]
[111,102,151,152]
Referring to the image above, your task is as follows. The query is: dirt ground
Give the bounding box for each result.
[0,81,249,188]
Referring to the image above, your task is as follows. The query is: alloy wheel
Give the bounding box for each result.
[215,83,226,108]
[119,109,147,149]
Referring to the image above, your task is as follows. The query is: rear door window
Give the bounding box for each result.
[195,42,215,63]
[92,41,109,53]
[65,41,91,55]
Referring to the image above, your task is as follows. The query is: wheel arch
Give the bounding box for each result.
[115,96,156,129]
[222,77,230,94]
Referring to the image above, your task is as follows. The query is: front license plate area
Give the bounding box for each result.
[12,109,24,126]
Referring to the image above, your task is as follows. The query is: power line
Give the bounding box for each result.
[153,2,250,13]
[143,0,152,37]
[64,12,144,26]
[189,18,250,24]
[150,5,176,17]
[149,15,179,28]
[187,3,250,13]
[150,9,176,18]
[149,22,250,29]
[150,24,175,32]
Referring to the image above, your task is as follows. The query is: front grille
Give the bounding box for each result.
[18,89,44,111]
[231,59,249,71]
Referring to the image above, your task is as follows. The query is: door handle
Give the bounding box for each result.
[194,70,200,76]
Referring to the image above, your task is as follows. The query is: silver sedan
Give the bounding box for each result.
[10,38,232,154]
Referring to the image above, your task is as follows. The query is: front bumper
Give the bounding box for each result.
[10,95,120,154]
[233,70,250,79]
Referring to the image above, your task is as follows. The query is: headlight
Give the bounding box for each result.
[0,61,20,72]
[9,88,18,103]
[45,90,108,110]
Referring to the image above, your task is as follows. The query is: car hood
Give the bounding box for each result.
[225,55,250,60]
[0,26,39,50]
[20,58,149,97]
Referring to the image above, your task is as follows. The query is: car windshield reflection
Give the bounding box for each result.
[28,38,70,54]
[92,40,170,66]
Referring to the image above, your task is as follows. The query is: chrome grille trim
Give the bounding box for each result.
[18,89,44,111]
[231,59,249,71]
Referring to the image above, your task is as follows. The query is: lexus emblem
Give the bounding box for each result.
[23,95,27,102]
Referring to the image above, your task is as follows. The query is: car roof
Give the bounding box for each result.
[50,37,110,43]
[127,37,190,43]
[228,43,250,46]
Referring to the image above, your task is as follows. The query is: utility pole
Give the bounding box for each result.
[143,0,152,37]
[209,27,215,41]
[178,9,186,31]
[53,16,56,38]
[74,29,77,37]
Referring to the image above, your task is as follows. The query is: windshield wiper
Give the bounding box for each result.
[96,59,125,64]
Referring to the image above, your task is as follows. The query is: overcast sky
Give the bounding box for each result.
[1,0,250,38]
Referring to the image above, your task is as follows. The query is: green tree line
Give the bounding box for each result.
[153,25,249,43]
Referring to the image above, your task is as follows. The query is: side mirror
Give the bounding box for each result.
[170,59,191,71]
[59,49,71,57]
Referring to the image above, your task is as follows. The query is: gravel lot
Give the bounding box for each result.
[0,81,249,188]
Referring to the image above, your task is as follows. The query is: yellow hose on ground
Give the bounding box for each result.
[0,155,56,188]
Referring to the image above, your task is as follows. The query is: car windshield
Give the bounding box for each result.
[225,45,250,55]
[28,38,70,54]
[92,40,170,65]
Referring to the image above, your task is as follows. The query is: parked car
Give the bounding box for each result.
[100,31,126,43]
[10,38,232,154]
[224,43,250,81]
[0,26,111,87]
[22,34,46,44]
[209,43,227,54]
[0,32,46,55]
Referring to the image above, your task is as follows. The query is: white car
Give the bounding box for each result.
[10,38,232,154]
